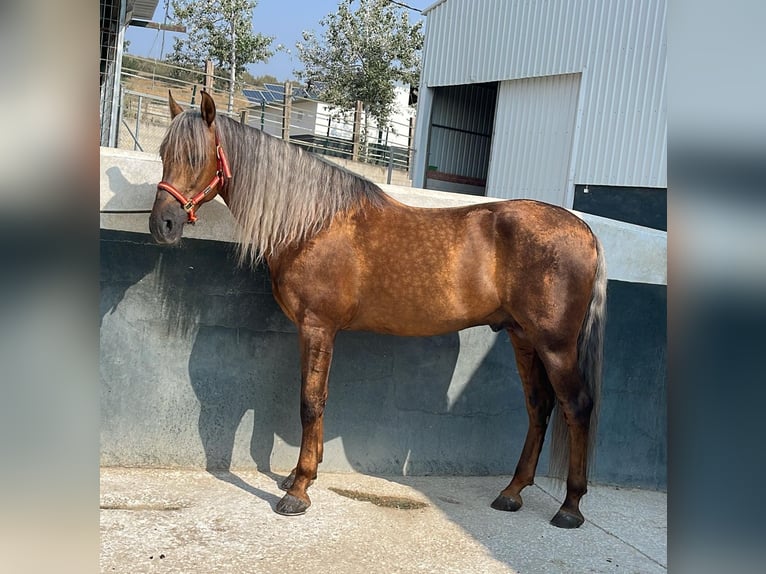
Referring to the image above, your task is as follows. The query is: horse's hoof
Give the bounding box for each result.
[279,471,296,491]
[490,493,523,512]
[275,493,310,516]
[550,509,584,529]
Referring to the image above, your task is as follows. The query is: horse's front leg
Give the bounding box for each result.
[275,324,336,516]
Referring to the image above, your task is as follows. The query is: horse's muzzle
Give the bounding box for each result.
[149,202,186,245]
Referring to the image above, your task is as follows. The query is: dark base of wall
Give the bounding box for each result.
[100,229,666,489]
[573,185,667,231]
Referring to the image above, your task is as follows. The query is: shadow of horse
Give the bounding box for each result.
[188,326,472,479]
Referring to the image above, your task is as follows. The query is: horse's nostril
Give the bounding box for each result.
[164,219,173,233]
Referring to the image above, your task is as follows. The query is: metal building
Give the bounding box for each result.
[100,1,161,146]
[412,0,667,211]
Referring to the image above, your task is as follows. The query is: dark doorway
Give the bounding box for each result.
[425,83,498,196]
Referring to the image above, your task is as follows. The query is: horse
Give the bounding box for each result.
[149,91,607,529]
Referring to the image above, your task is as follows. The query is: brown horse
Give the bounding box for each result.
[149,91,606,528]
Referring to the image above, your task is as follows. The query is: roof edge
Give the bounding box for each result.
[422,0,449,15]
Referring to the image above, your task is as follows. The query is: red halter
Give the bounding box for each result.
[157,132,232,223]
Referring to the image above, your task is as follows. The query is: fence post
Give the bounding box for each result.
[281,81,292,141]
[240,110,248,125]
[352,100,363,161]
[408,116,416,172]
[204,59,214,92]
[134,94,143,151]
[260,102,265,131]
[387,147,394,184]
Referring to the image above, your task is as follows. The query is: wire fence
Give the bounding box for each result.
[116,56,416,185]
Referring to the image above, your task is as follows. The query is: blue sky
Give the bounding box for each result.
[124,0,429,82]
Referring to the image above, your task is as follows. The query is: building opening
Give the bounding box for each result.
[424,83,498,196]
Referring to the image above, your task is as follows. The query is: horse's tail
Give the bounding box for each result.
[549,234,607,480]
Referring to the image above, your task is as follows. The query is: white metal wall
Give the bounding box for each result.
[419,0,667,189]
[487,74,581,203]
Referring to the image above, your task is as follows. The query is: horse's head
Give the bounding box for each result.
[149,91,230,245]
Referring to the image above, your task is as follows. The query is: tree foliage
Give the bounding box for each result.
[169,0,274,109]
[296,0,423,127]
[239,71,280,86]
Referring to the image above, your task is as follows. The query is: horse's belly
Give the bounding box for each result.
[342,205,501,336]
[347,283,500,337]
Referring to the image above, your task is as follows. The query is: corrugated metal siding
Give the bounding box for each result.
[487,74,580,203]
[421,0,667,188]
[431,85,495,134]
[429,127,492,180]
[428,84,496,179]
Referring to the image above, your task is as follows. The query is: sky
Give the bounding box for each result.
[124,0,431,82]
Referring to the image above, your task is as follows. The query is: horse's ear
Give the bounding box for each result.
[168,91,183,118]
[200,90,216,127]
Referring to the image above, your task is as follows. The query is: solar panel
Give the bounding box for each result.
[264,83,285,95]
[242,89,266,104]
[244,84,323,104]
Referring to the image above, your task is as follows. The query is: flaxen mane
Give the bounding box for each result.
[160,111,389,266]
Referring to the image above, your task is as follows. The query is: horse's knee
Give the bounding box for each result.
[300,395,327,425]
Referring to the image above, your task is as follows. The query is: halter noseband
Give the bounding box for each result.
[157,131,232,223]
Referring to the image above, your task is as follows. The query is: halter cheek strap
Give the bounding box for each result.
[157,132,232,224]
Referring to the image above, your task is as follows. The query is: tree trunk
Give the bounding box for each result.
[228,15,236,114]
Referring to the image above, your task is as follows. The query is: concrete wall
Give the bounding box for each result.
[100,148,666,489]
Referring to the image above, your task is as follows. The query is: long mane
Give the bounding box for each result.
[161,111,389,266]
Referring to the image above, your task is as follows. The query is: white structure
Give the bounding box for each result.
[293,87,415,149]
[413,0,667,204]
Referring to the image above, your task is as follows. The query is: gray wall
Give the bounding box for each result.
[100,229,666,489]
[574,185,668,231]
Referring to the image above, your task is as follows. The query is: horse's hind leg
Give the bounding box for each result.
[275,323,335,516]
[538,343,593,528]
[491,333,555,512]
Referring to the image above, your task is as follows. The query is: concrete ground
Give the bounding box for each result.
[100,468,666,573]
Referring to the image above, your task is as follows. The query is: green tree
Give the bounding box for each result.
[169,0,274,112]
[296,0,423,128]
[239,71,280,86]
